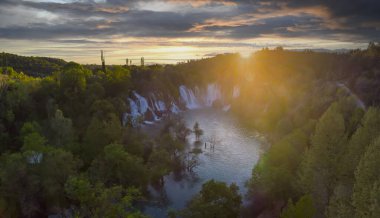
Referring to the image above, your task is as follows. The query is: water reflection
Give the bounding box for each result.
[143,109,264,217]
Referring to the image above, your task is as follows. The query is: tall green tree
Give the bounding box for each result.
[39,149,80,210]
[249,128,308,201]
[147,148,171,185]
[65,176,146,218]
[327,107,380,218]
[49,109,73,147]
[281,195,315,218]
[82,113,122,164]
[353,137,380,218]
[297,103,347,216]
[89,144,148,188]
[181,180,242,218]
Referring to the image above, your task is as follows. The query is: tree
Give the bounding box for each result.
[104,66,131,96]
[82,113,122,164]
[57,62,89,119]
[193,122,203,142]
[122,127,151,159]
[49,109,73,147]
[158,133,185,161]
[248,129,308,201]
[281,195,315,218]
[39,148,80,210]
[20,122,48,164]
[327,107,380,218]
[353,137,380,217]
[0,147,79,217]
[59,62,87,95]
[297,103,347,216]
[64,176,146,218]
[89,144,148,188]
[147,148,171,185]
[172,117,191,142]
[339,107,380,182]
[185,152,199,172]
[90,99,116,120]
[0,153,39,217]
[181,180,242,218]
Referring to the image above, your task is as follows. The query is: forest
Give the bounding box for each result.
[1,42,380,218]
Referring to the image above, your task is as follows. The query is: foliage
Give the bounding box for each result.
[65,176,147,218]
[352,137,380,217]
[181,180,242,218]
[89,144,148,188]
[1,44,380,217]
[249,128,309,200]
[280,195,315,218]
[0,52,66,77]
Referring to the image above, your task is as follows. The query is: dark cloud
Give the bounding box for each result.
[0,0,379,43]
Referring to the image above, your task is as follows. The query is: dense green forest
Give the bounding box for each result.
[1,42,380,218]
[0,53,67,77]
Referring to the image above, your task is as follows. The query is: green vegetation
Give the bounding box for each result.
[242,43,380,217]
[0,59,196,217]
[1,52,66,77]
[180,180,242,218]
[1,42,380,217]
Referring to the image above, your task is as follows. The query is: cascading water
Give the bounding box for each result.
[150,94,163,112]
[205,83,223,106]
[170,102,180,114]
[148,96,159,120]
[133,91,149,114]
[150,108,160,121]
[124,83,240,126]
[157,100,166,111]
[179,85,201,109]
[128,98,140,117]
[179,85,189,106]
[124,98,141,126]
[188,89,200,109]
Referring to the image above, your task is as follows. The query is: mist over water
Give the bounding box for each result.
[143,109,265,218]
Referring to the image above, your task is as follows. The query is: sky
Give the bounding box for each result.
[0,0,379,64]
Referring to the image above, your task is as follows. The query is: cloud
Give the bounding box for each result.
[0,0,378,63]
[0,0,378,41]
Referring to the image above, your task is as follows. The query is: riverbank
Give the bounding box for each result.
[140,108,265,217]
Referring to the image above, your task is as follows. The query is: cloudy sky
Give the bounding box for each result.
[1,0,379,64]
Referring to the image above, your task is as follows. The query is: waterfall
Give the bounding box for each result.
[157,100,166,111]
[179,85,189,107]
[205,83,222,106]
[128,98,140,117]
[170,102,180,114]
[125,98,141,126]
[150,108,160,121]
[123,82,241,126]
[188,89,200,109]
[133,91,149,114]
[179,85,200,109]
[151,94,165,112]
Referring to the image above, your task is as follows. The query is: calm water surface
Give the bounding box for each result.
[143,109,265,217]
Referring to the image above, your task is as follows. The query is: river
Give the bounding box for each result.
[142,108,265,217]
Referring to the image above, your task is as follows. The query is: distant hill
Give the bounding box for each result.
[290,48,351,53]
[0,52,67,76]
